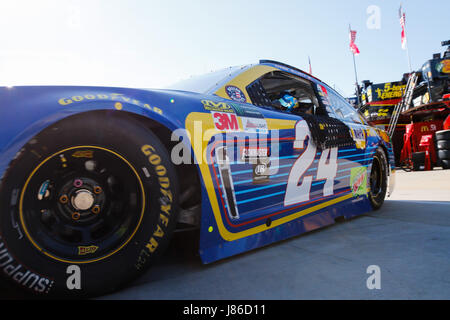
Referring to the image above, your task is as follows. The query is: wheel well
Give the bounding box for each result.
[378,144,390,166]
[123,112,203,227]
[38,110,203,228]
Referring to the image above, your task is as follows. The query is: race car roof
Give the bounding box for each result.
[166,60,326,97]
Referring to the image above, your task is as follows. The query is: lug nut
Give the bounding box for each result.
[91,205,101,214]
[41,209,52,222]
[93,186,102,194]
[73,179,83,188]
[59,194,69,204]
[71,212,81,221]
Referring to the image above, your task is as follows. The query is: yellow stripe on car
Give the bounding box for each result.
[185,112,352,241]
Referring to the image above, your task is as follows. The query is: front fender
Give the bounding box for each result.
[376,128,396,197]
[0,86,205,180]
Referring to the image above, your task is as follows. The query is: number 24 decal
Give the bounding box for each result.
[284,121,338,206]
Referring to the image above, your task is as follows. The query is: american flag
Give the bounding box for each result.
[399,5,407,50]
[349,30,360,55]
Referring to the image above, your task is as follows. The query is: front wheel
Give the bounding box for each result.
[368,148,388,210]
[0,112,179,298]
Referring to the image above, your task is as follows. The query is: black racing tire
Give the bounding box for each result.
[368,148,388,210]
[437,140,450,150]
[436,129,450,141]
[442,159,450,170]
[438,149,450,160]
[0,112,179,298]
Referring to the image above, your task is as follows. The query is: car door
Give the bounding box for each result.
[209,71,346,232]
[318,84,371,197]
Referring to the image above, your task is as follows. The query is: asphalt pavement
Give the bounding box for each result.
[100,168,450,300]
[1,168,449,299]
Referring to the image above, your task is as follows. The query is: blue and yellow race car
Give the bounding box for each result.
[0,60,395,297]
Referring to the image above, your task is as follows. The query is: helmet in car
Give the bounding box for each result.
[277,92,298,111]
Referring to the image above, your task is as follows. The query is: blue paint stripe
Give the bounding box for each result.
[339,148,357,153]
[270,172,290,178]
[233,162,368,190]
[232,163,294,176]
[235,182,288,195]
[311,180,325,187]
[234,179,253,186]
[237,190,286,205]
[214,147,364,168]
[214,154,298,168]
[232,169,253,175]
[339,152,373,159]
[236,174,352,204]
[229,161,371,203]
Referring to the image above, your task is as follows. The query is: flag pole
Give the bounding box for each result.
[404,19,413,73]
[400,3,413,72]
[406,44,412,73]
[349,24,361,107]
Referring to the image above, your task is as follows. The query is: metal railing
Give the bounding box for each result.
[387,72,418,138]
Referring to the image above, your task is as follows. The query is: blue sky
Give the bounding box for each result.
[0,0,448,97]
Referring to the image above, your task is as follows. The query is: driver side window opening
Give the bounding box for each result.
[246,71,322,116]
[325,88,364,125]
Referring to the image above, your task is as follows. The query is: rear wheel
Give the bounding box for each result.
[0,112,179,298]
[368,148,388,210]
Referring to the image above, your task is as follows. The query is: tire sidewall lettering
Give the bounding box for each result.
[135,144,175,271]
[0,114,179,297]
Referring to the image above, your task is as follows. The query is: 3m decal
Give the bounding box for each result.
[350,167,368,197]
[284,121,338,206]
[225,85,247,103]
[212,112,240,131]
[202,100,235,113]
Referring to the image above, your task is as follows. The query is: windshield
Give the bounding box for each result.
[166,65,250,94]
